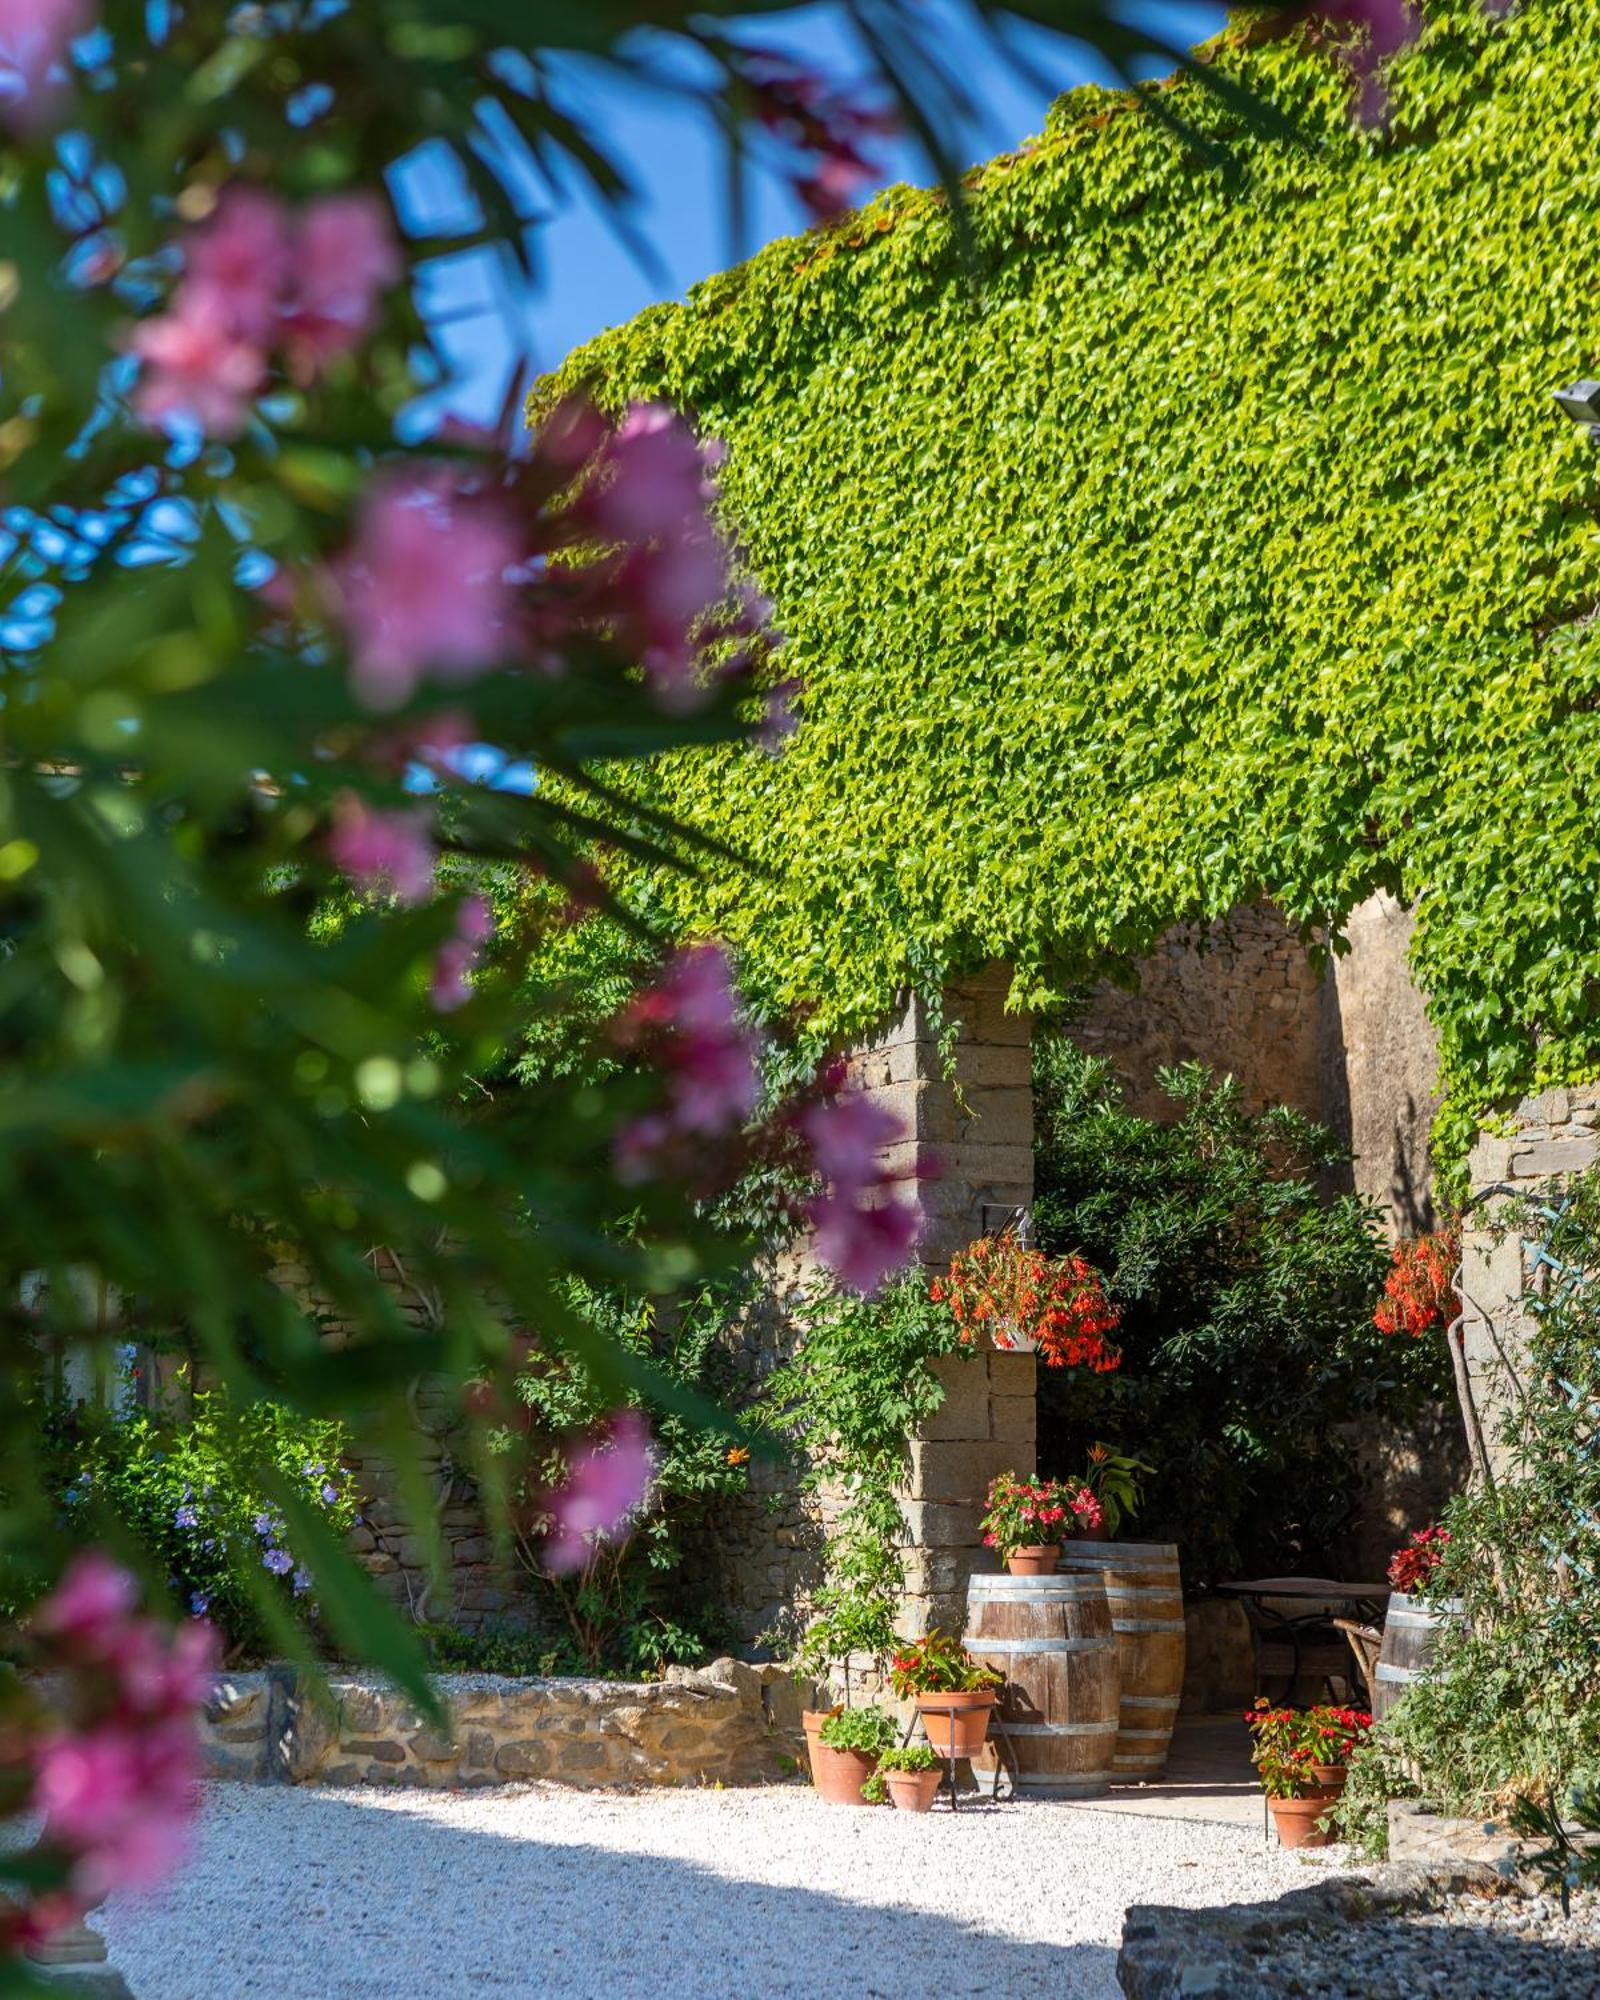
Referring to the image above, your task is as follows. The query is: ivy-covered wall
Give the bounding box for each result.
[532,0,1600,1164]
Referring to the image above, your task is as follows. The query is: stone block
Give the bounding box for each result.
[988,1395,1036,1449]
[343,1738,405,1763]
[409,1728,457,1763]
[987,1352,1036,1402]
[1509,1135,1600,1178]
[493,1739,552,1778]
[906,1437,1019,1502]
[465,1730,495,1768]
[898,1499,985,1548]
[916,1361,992,1441]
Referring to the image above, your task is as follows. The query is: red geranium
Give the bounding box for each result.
[1388,1525,1451,1594]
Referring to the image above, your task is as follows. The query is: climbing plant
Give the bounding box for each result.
[532,0,1600,1174]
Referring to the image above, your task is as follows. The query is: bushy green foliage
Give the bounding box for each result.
[489,1277,753,1676]
[415,1621,568,1680]
[533,0,1600,1162]
[1031,1041,1441,1581]
[1343,1173,1600,1856]
[44,1376,357,1660]
[816,1705,899,1754]
[763,1272,967,1672]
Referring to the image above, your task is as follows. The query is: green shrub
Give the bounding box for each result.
[486,1275,753,1678]
[45,1373,357,1660]
[877,1744,940,1774]
[1031,1043,1445,1580]
[762,1271,966,1674]
[416,1621,568,1680]
[1345,1173,1600,1855]
[817,1706,899,1755]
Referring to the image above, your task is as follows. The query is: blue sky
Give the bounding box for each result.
[397,1,1224,429]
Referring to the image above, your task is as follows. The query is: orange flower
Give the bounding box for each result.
[725,1445,750,1466]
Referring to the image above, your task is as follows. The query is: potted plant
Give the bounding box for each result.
[888,1629,1001,1758]
[805,1705,898,1807]
[932,1230,1121,1371]
[980,1470,1103,1573]
[1244,1699,1372,1847]
[871,1744,944,1813]
[1081,1443,1153,1541]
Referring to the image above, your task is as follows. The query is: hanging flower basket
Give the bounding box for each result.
[931,1230,1121,1372]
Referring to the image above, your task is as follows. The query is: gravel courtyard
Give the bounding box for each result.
[98,1781,1346,1999]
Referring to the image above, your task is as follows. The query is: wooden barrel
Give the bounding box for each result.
[1374,1592,1461,1721]
[1057,1541,1185,1776]
[965,1572,1119,1798]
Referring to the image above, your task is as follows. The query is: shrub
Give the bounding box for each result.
[1031,1042,1444,1581]
[816,1706,899,1755]
[487,1275,752,1677]
[762,1271,966,1675]
[44,1374,357,1661]
[1343,1174,1600,1858]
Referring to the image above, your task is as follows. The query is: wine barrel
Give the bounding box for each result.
[965,1572,1119,1798]
[1374,1592,1462,1721]
[1057,1540,1185,1776]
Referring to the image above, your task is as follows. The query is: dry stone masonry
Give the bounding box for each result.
[200,1659,815,1791]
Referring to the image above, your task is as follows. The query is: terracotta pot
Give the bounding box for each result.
[1074,1520,1108,1544]
[802,1710,880,1807]
[1006,1544,1061,1576]
[1309,1763,1348,1797]
[886,1767,944,1814]
[1267,1792,1336,1850]
[916,1689,998,1759]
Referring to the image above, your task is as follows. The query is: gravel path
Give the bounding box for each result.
[98,1781,1347,1999]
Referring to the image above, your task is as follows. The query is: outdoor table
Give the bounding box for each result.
[1214,1576,1389,1705]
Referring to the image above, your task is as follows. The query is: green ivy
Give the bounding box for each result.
[762,1271,967,1673]
[531,0,1600,1164]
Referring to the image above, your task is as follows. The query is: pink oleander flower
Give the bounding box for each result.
[0,0,92,132]
[430,893,493,1012]
[336,471,519,709]
[327,796,436,905]
[132,184,399,435]
[544,1409,654,1573]
[612,944,761,1180]
[1317,0,1421,121]
[31,1551,137,1649]
[181,188,292,344]
[808,1188,921,1295]
[284,192,402,376]
[797,1088,898,1191]
[129,306,268,437]
[738,49,894,222]
[19,1555,216,1934]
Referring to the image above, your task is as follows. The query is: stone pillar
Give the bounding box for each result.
[850,963,1037,1637]
[1461,1085,1600,1474]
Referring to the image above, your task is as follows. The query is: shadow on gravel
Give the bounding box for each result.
[101,1789,1124,2000]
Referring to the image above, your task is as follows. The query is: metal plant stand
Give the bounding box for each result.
[899,1697,1022,1810]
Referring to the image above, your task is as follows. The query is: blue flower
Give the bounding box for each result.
[292,1567,312,1596]
[262,1548,293,1576]
[174,1504,200,1530]
[320,1483,339,1506]
[190,1591,211,1616]
[253,1513,274,1537]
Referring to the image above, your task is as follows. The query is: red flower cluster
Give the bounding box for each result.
[979,1471,1102,1558]
[932,1232,1120,1373]
[1243,1698,1373,1798]
[1374,1227,1460,1338]
[887,1629,1001,1700]
[1387,1524,1451,1594]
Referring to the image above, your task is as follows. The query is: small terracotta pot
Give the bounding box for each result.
[802,1710,880,1807]
[1309,1763,1348,1797]
[1006,1544,1060,1576]
[916,1689,998,1759]
[886,1767,944,1814]
[1267,1792,1336,1849]
[1074,1520,1108,1544]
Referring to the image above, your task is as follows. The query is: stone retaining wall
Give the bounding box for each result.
[200,1660,816,1791]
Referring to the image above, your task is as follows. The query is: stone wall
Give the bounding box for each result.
[1072,905,1326,1125]
[1461,1084,1600,1472]
[1071,893,1439,1238]
[200,1660,815,1791]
